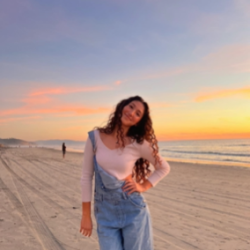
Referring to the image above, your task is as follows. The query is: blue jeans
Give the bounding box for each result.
[88,131,153,250]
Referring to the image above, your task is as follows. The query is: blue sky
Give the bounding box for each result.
[0,0,249,140]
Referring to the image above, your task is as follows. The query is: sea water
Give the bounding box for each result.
[158,138,250,166]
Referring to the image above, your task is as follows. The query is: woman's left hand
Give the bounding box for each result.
[122,175,152,195]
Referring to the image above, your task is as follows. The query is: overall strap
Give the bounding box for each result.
[88,130,97,154]
[88,130,103,193]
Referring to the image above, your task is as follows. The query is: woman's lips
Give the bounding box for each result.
[124,113,132,121]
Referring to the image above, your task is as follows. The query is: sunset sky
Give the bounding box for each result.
[0,0,250,141]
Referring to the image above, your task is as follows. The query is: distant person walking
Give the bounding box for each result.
[62,143,66,158]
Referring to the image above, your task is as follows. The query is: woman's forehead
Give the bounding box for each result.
[130,100,144,112]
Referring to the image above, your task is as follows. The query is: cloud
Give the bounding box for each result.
[0,105,110,116]
[0,84,113,120]
[0,116,41,124]
[114,80,122,85]
[195,86,250,102]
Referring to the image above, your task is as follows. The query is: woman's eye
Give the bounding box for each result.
[130,105,133,109]
[136,113,140,117]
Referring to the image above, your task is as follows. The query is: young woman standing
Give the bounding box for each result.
[80,96,170,250]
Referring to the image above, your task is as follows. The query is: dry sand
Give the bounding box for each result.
[0,147,249,250]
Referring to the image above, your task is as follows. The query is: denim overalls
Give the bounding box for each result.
[88,131,153,250]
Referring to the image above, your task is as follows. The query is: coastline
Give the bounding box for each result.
[25,145,250,169]
[164,157,250,168]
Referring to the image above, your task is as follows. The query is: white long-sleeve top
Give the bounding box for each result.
[81,130,170,202]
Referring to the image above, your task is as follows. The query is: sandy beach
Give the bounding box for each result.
[0,147,249,250]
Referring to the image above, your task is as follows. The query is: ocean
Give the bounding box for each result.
[35,138,250,167]
[158,138,250,166]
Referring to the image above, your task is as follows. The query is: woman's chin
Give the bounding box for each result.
[121,120,132,127]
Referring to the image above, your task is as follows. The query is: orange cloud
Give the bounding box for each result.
[195,86,250,102]
[0,84,115,124]
[0,116,41,124]
[0,105,110,116]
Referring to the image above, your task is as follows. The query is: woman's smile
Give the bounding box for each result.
[124,112,132,121]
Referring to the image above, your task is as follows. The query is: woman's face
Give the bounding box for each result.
[121,100,145,127]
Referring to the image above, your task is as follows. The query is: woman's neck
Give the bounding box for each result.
[113,125,129,137]
[111,126,132,146]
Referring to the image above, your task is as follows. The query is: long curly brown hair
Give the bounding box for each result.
[97,96,160,183]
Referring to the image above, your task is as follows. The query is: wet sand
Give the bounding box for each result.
[0,147,249,250]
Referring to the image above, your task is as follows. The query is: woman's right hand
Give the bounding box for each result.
[80,215,92,237]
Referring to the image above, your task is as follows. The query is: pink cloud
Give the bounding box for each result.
[115,80,122,85]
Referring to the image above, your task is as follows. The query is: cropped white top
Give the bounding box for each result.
[81,130,170,202]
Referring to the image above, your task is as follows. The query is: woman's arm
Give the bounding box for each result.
[80,136,95,237]
[140,140,170,187]
[80,137,94,202]
[123,140,170,194]
[80,202,92,237]
[122,174,153,194]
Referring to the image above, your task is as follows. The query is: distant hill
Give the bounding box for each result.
[0,138,36,146]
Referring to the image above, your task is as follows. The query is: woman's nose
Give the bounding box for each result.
[128,111,135,118]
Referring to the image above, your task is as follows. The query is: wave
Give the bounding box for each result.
[161,149,250,158]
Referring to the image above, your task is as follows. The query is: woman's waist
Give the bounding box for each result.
[95,164,132,188]
[94,188,142,202]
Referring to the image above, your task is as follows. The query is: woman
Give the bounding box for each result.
[80,96,170,250]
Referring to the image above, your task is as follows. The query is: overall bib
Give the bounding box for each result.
[88,131,153,250]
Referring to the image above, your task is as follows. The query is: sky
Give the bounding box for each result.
[0,0,250,141]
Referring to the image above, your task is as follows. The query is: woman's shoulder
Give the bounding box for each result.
[87,129,99,136]
[87,129,100,144]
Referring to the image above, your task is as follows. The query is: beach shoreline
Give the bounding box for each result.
[15,145,250,169]
[0,147,249,250]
